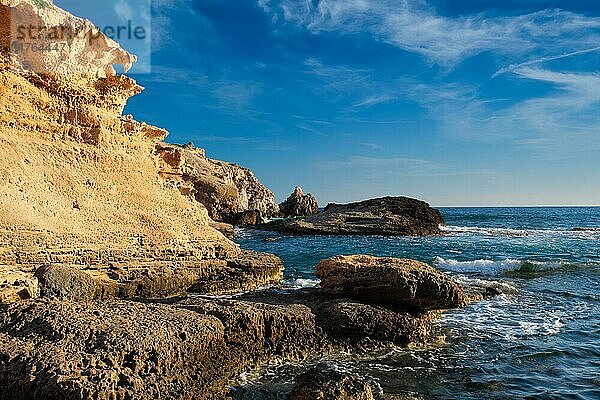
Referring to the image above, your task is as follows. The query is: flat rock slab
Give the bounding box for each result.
[259,197,444,236]
[0,299,231,400]
[316,255,463,311]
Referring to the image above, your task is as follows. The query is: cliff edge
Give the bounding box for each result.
[0,0,284,303]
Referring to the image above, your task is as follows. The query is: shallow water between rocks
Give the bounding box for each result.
[233,207,600,399]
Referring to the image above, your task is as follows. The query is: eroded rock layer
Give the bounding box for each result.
[0,0,296,303]
[156,142,280,224]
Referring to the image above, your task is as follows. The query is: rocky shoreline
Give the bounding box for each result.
[0,254,469,400]
[0,1,486,399]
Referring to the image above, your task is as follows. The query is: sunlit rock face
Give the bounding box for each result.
[0,0,136,77]
[0,0,248,303]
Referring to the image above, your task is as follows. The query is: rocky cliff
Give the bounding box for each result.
[156,142,280,224]
[0,0,286,303]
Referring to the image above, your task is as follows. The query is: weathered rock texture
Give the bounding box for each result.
[290,363,375,400]
[156,142,279,224]
[279,187,319,218]
[0,299,233,400]
[316,255,463,311]
[260,197,444,236]
[239,287,438,348]
[0,296,328,400]
[0,0,288,303]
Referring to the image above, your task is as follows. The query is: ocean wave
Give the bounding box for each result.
[282,277,320,289]
[441,225,600,238]
[453,275,519,294]
[435,257,569,276]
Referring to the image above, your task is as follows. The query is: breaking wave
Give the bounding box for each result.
[441,225,600,238]
[435,257,573,276]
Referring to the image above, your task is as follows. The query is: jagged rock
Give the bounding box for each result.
[231,210,263,226]
[260,197,444,236]
[290,363,375,400]
[279,187,319,218]
[156,143,279,222]
[0,299,233,400]
[316,255,463,311]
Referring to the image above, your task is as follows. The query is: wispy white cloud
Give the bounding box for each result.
[212,81,262,110]
[260,0,600,67]
[352,95,396,109]
[408,67,600,153]
[493,46,600,78]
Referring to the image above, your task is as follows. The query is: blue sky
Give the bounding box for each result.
[62,0,600,206]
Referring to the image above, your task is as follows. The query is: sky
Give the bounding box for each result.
[58,0,600,206]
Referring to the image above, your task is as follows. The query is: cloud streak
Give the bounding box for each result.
[260,0,600,67]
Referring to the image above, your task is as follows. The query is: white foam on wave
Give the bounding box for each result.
[441,225,600,238]
[283,278,320,289]
[453,275,519,294]
[436,257,520,274]
[435,257,566,275]
[519,318,564,336]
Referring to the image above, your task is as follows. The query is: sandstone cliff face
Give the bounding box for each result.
[156,142,280,223]
[0,0,292,302]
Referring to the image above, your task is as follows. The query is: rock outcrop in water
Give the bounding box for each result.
[316,255,464,310]
[280,187,319,218]
[290,363,375,400]
[260,196,445,236]
[156,142,279,225]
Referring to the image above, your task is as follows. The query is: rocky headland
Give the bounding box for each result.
[156,142,279,227]
[260,196,445,236]
[0,1,480,399]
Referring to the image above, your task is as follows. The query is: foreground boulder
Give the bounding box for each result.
[316,255,463,311]
[260,197,444,236]
[290,363,375,400]
[280,187,319,218]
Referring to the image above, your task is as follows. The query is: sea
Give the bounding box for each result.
[233,207,600,400]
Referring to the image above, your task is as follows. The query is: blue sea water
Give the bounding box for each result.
[235,207,600,399]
